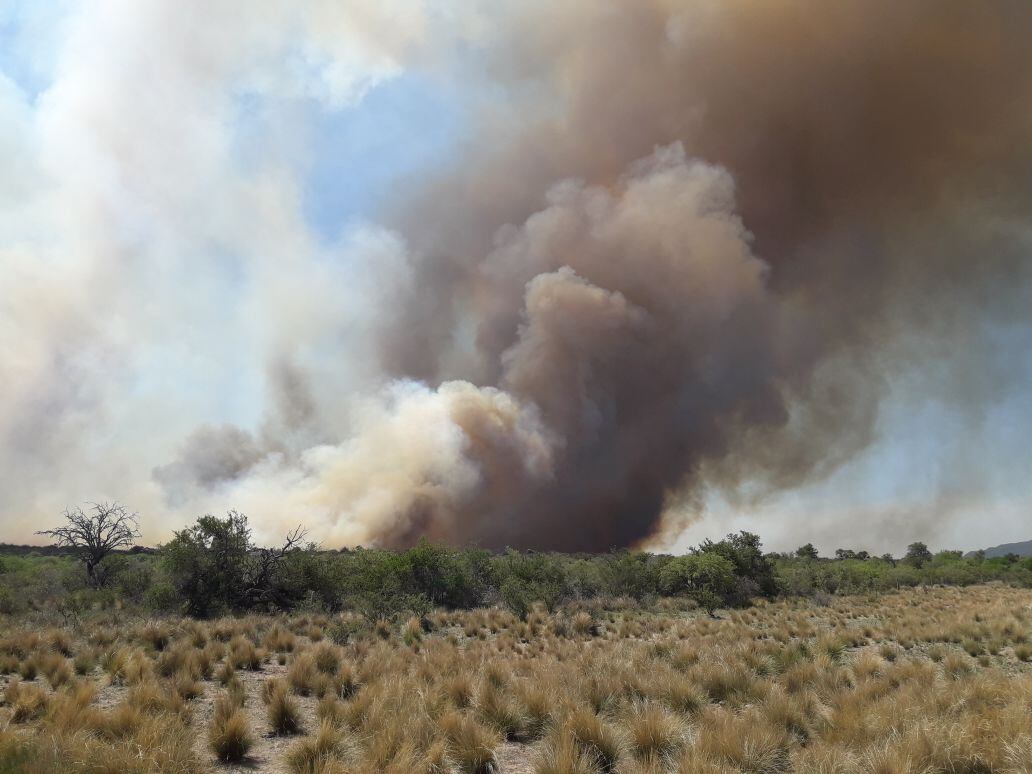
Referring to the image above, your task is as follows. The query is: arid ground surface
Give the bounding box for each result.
[1,584,1031,773]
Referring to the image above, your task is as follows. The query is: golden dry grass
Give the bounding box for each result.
[0,584,1029,772]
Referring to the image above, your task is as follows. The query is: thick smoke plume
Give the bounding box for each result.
[168,150,793,549]
[161,1,1032,549]
[4,1,1032,550]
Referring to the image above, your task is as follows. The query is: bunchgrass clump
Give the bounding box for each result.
[268,680,304,735]
[285,720,347,772]
[566,707,622,772]
[209,697,253,762]
[440,710,499,774]
[627,702,683,762]
[289,652,319,696]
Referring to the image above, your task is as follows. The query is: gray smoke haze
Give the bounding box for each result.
[3,1,1032,551]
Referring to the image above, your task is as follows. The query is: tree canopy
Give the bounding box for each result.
[36,502,140,586]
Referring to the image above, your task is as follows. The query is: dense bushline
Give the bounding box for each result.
[773,547,1032,597]
[2,514,1030,620]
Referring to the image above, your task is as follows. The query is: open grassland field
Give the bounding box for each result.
[1,585,1031,773]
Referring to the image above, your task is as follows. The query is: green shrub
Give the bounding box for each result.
[659,553,736,613]
[143,581,180,612]
[494,551,568,615]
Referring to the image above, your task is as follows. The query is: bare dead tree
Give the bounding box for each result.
[36,502,141,586]
[243,525,310,608]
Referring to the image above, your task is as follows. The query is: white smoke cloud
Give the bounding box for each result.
[0,1,444,542]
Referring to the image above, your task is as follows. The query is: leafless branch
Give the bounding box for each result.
[36,502,140,586]
[243,524,309,606]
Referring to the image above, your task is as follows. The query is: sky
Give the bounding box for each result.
[1,1,1030,556]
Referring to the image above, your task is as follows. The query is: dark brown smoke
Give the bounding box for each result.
[366,0,1032,549]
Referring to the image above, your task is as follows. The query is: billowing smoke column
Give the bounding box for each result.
[166,150,792,549]
[153,1,1032,549]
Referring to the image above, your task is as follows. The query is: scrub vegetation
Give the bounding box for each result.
[2,507,1030,621]
[1,510,1030,772]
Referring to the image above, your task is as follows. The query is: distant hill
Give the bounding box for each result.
[965,539,1032,559]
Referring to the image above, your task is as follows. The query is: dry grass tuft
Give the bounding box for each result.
[566,707,623,772]
[690,709,790,772]
[440,710,499,773]
[628,702,683,762]
[268,679,304,735]
[285,720,348,773]
[6,680,48,723]
[535,732,600,774]
[210,696,254,762]
[289,651,319,696]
